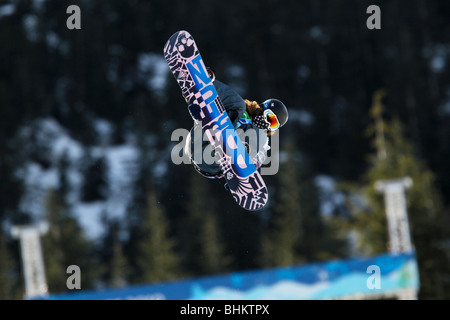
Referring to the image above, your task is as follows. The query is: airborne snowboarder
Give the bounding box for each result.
[164,30,287,210]
[185,68,289,190]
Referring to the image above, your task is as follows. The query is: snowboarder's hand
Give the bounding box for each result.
[188,104,201,121]
[252,114,270,130]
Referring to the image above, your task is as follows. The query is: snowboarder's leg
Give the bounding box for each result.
[188,104,201,121]
[192,162,223,179]
[186,125,223,180]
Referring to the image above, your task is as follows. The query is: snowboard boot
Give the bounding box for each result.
[192,161,223,180]
[188,103,201,121]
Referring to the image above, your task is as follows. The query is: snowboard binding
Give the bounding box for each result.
[207,67,216,82]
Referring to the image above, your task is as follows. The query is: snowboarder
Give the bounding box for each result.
[184,68,288,186]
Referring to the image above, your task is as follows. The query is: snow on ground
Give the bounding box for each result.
[16,118,84,216]
[15,117,142,240]
[72,142,141,239]
[423,43,449,73]
[0,4,15,18]
[314,175,345,217]
[137,53,169,102]
[12,47,171,240]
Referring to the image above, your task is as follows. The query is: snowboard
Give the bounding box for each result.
[164,30,268,211]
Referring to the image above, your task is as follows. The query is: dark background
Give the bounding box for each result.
[0,0,449,299]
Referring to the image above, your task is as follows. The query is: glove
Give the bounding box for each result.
[252,137,271,170]
[252,114,269,130]
[253,151,266,170]
[188,104,201,121]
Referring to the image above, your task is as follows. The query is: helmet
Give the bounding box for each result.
[262,99,288,128]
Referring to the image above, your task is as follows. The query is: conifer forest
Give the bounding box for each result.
[1,0,450,299]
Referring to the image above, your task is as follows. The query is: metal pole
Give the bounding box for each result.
[375,177,413,254]
[11,223,49,299]
[375,177,417,300]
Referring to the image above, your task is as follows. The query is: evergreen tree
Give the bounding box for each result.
[133,189,180,284]
[0,228,20,299]
[81,153,108,203]
[108,226,128,288]
[42,189,69,293]
[261,146,303,267]
[97,215,129,288]
[262,141,345,267]
[183,172,232,276]
[346,90,450,299]
[42,155,98,294]
[42,187,98,293]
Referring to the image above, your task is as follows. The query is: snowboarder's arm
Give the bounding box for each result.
[226,107,244,126]
[214,80,246,126]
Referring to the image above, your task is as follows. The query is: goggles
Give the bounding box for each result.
[264,109,280,131]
